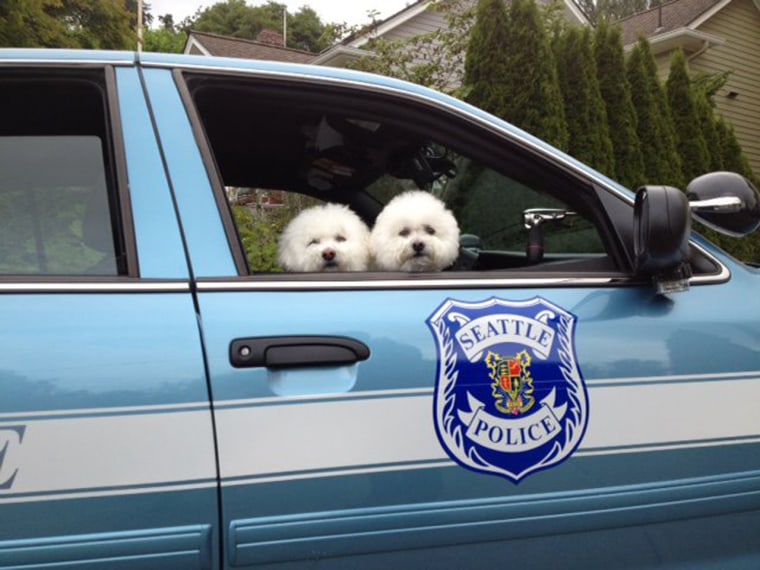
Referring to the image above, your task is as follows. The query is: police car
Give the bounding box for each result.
[0,49,759,570]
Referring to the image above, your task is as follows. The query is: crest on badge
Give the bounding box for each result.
[426,297,588,483]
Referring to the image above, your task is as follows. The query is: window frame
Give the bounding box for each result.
[0,64,138,282]
[175,67,726,289]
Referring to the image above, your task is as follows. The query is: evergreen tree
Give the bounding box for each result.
[500,0,568,150]
[554,26,615,175]
[691,71,732,173]
[642,38,683,186]
[716,118,756,182]
[594,19,645,188]
[693,89,723,172]
[666,50,711,183]
[626,38,683,187]
[464,0,512,120]
[706,117,760,263]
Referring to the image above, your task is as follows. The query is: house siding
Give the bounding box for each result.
[647,0,760,175]
[382,8,448,41]
[692,0,760,175]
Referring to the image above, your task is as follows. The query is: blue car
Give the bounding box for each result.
[0,49,759,570]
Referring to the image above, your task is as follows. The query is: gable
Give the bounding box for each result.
[316,0,589,66]
[183,31,317,64]
[619,0,722,46]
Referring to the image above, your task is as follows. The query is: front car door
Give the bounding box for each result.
[142,54,760,569]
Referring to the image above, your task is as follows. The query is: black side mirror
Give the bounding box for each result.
[687,172,760,237]
[634,185,692,293]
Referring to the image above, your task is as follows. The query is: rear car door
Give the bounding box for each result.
[143,55,760,569]
[0,53,219,569]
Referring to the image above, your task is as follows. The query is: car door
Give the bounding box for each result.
[143,55,760,570]
[0,55,219,569]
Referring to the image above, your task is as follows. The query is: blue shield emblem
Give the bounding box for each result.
[427,297,589,483]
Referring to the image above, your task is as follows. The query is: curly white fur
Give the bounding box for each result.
[371,191,460,272]
[278,203,370,272]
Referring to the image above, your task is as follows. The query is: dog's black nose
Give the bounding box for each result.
[322,249,336,261]
[413,241,425,253]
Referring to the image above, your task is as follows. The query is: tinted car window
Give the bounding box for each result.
[0,74,124,276]
[0,136,116,275]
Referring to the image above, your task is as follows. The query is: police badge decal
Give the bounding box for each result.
[427,297,589,483]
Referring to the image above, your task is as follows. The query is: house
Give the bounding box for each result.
[312,0,589,67]
[184,29,317,64]
[619,0,760,176]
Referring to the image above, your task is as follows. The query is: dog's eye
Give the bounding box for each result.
[308,238,320,246]
[335,235,346,242]
[424,225,436,236]
[399,228,411,237]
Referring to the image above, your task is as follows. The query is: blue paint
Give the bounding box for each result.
[115,67,189,280]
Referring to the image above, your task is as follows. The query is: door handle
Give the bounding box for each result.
[230,336,370,369]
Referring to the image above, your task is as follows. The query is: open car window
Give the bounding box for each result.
[183,73,620,276]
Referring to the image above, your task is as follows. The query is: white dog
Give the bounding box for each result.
[277,203,371,272]
[370,191,460,272]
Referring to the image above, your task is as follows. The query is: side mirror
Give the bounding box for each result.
[687,172,760,237]
[634,185,692,294]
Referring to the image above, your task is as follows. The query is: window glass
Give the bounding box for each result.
[0,136,117,275]
[366,154,606,257]
[0,74,122,277]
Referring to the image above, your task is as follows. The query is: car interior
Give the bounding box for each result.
[183,73,625,276]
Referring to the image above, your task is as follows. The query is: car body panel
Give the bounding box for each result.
[190,283,760,567]
[139,67,237,278]
[0,49,758,569]
[114,66,189,280]
[0,55,219,567]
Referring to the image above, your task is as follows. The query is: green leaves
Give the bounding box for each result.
[594,19,645,188]
[666,50,710,183]
[555,26,614,174]
[465,0,568,150]
[189,0,333,53]
[0,0,135,50]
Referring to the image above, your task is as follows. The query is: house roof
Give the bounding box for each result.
[184,30,317,64]
[315,0,589,66]
[341,0,430,48]
[618,0,724,46]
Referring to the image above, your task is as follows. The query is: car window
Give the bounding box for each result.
[366,154,606,257]
[0,136,117,275]
[185,74,616,275]
[0,74,124,276]
[227,187,324,272]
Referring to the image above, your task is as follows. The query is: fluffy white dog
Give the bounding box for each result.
[278,203,371,272]
[371,191,460,272]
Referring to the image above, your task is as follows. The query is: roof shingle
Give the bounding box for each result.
[188,30,317,64]
[618,0,722,45]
